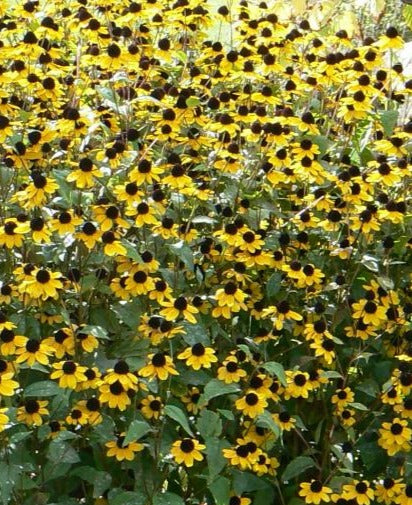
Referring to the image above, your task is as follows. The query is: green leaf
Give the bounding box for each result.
[168,241,194,271]
[109,491,146,505]
[262,362,287,386]
[256,411,281,437]
[9,431,31,444]
[210,476,231,505]
[24,380,61,397]
[46,441,80,464]
[266,273,282,298]
[282,456,316,481]
[153,492,185,505]
[112,299,143,329]
[70,467,112,498]
[404,5,412,29]
[197,409,222,438]
[164,405,194,436]
[205,437,230,481]
[349,402,369,411]
[379,109,398,136]
[186,97,200,108]
[121,240,142,262]
[199,379,240,406]
[80,325,109,339]
[123,420,152,445]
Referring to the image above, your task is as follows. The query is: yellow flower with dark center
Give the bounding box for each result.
[337,408,356,427]
[133,202,159,227]
[178,343,217,370]
[331,387,355,410]
[129,159,163,186]
[284,371,312,399]
[213,282,248,318]
[17,400,49,426]
[222,439,261,470]
[99,380,132,410]
[395,485,412,505]
[394,397,412,419]
[66,407,88,426]
[76,367,102,391]
[138,353,179,381]
[342,480,374,505]
[76,222,102,250]
[106,434,144,461]
[125,270,155,295]
[160,296,198,324]
[23,268,63,300]
[15,338,53,366]
[299,480,332,504]
[50,361,87,389]
[104,360,138,390]
[0,328,26,356]
[67,157,102,188]
[272,411,296,431]
[352,299,387,326]
[310,338,336,364]
[76,329,99,353]
[43,327,75,359]
[378,417,412,456]
[93,205,129,232]
[217,357,247,384]
[235,390,268,418]
[75,398,103,425]
[0,219,29,248]
[227,496,251,505]
[375,478,403,504]
[170,438,205,467]
[140,395,163,420]
[181,387,204,414]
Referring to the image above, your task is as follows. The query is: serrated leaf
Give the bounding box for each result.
[349,402,369,411]
[80,325,109,339]
[164,405,193,436]
[282,456,316,481]
[109,491,146,505]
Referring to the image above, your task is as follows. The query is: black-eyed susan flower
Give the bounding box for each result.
[140,395,163,420]
[299,480,332,504]
[106,434,144,461]
[50,361,87,389]
[15,338,53,366]
[170,438,205,467]
[342,481,374,505]
[160,296,198,324]
[17,400,49,426]
[235,391,268,418]
[22,268,63,300]
[375,478,403,504]
[99,380,132,411]
[378,417,412,456]
[177,343,217,370]
[138,353,179,381]
[217,357,247,383]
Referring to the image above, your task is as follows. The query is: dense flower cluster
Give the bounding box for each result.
[0,0,411,504]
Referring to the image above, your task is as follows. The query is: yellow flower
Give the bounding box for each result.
[299,480,332,504]
[235,391,268,418]
[177,343,217,370]
[170,438,205,467]
[17,400,49,426]
[106,434,144,461]
[50,361,87,389]
[138,353,179,381]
